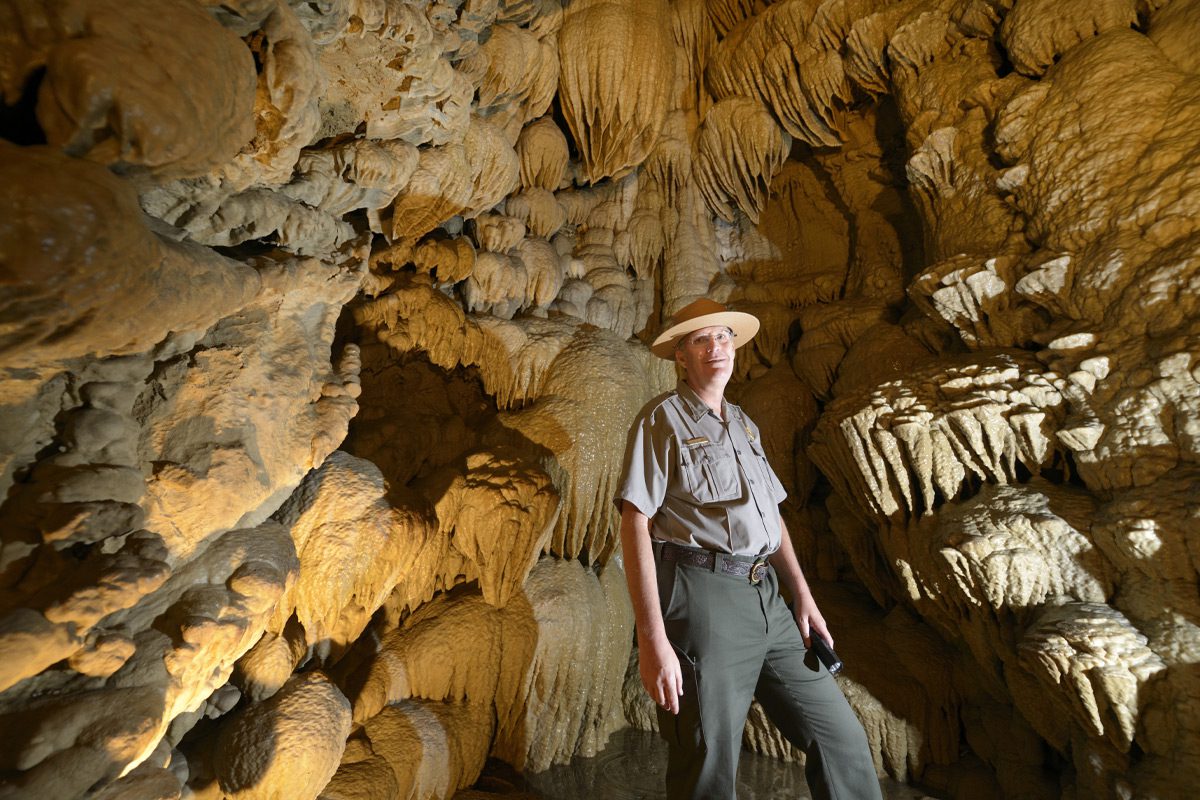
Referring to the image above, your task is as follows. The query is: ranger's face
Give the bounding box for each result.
[674,325,735,384]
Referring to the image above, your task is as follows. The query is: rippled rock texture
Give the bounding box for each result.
[2,1,1198,798]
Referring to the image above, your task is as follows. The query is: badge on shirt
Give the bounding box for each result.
[684,436,710,447]
[737,410,755,441]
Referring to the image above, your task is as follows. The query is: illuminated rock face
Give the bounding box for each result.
[1,2,1197,799]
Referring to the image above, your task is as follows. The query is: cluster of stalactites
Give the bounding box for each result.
[556,0,676,183]
[810,351,1069,523]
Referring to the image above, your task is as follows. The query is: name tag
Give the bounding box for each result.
[684,436,709,447]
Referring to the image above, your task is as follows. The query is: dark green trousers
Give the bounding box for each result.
[654,552,882,800]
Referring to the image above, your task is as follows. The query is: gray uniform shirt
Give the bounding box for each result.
[615,380,788,556]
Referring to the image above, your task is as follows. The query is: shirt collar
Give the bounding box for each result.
[675,379,726,422]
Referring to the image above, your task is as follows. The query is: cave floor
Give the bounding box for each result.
[461,728,942,799]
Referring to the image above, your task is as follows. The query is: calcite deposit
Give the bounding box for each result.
[2,0,1198,799]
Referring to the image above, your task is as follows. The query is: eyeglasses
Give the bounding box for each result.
[677,329,735,350]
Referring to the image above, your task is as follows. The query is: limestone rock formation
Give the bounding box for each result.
[213,672,352,800]
[338,558,630,794]
[695,96,791,224]
[13,0,258,179]
[255,451,432,679]
[3,0,1199,798]
[557,0,675,182]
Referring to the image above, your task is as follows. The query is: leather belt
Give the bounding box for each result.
[656,540,771,584]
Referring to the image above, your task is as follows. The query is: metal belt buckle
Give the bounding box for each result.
[750,559,768,584]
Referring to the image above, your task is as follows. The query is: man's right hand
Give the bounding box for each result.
[639,633,684,715]
[620,502,684,715]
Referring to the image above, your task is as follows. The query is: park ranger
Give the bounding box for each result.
[615,298,881,800]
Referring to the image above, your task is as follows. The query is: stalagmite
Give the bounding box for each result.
[341,559,629,791]
[489,560,634,772]
[352,699,493,800]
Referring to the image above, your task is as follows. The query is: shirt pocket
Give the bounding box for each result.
[680,442,741,505]
[746,436,779,501]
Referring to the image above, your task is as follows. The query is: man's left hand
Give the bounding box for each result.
[793,593,833,649]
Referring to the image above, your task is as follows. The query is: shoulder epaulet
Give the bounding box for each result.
[636,389,679,421]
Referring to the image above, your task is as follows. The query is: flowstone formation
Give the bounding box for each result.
[1,0,1197,799]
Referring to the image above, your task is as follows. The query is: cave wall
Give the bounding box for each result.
[1,0,1198,798]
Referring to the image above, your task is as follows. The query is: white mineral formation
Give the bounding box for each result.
[340,559,630,795]
[557,0,675,181]
[214,672,352,800]
[434,448,558,606]
[11,0,257,180]
[265,451,432,666]
[695,96,791,224]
